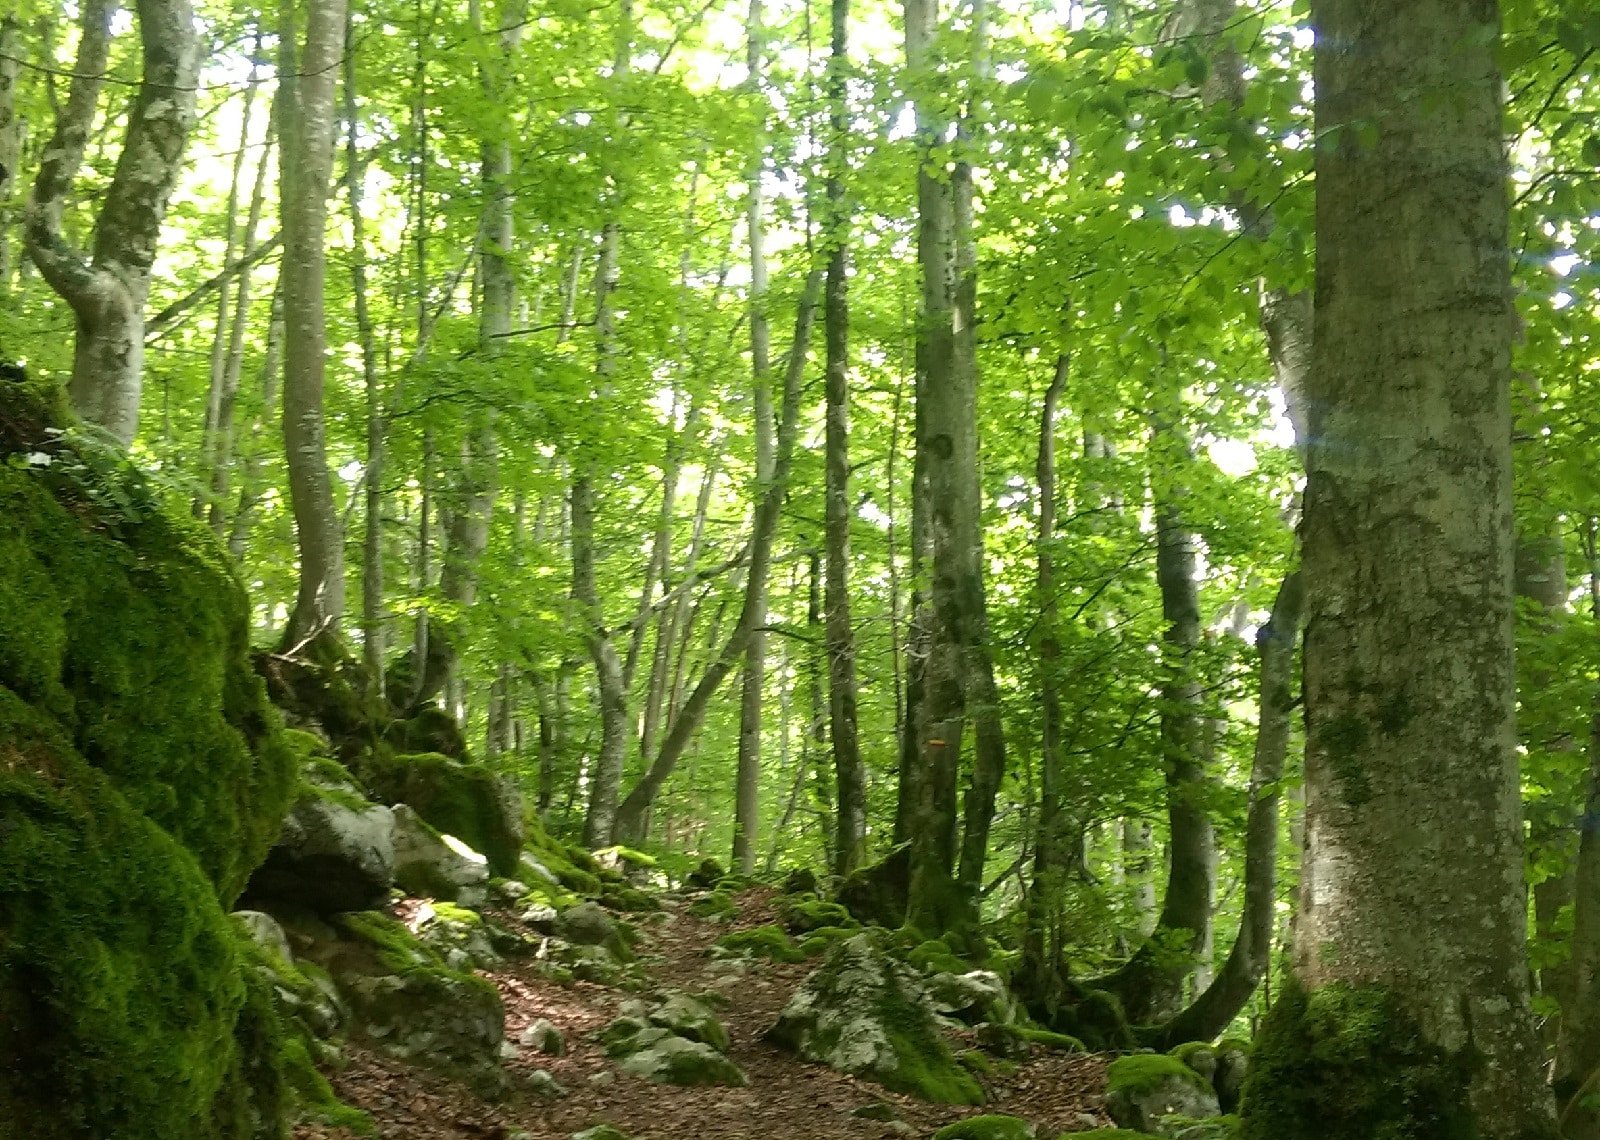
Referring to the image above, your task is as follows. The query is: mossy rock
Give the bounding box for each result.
[383,704,468,758]
[689,890,738,919]
[601,882,661,913]
[1238,981,1497,1140]
[712,924,805,963]
[778,894,855,934]
[363,751,522,877]
[958,1048,999,1077]
[1059,1132,1146,1139]
[522,814,605,896]
[1170,1040,1219,1081]
[932,1114,1036,1140]
[572,1128,629,1140]
[685,857,726,890]
[782,866,821,895]
[907,936,971,977]
[1159,1116,1241,1139]
[618,1034,748,1087]
[799,924,859,957]
[1016,1026,1084,1052]
[836,842,911,928]
[765,932,983,1104]
[0,394,299,1139]
[1104,1054,1220,1132]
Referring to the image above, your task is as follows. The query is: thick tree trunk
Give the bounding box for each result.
[0,17,20,291]
[278,0,348,648]
[25,0,201,446]
[1241,0,1555,1133]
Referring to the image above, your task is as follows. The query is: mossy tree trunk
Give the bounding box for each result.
[1241,0,1555,1133]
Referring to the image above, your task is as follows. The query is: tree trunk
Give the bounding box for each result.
[1154,571,1303,1048]
[1241,0,1555,1132]
[823,0,866,879]
[278,0,347,649]
[0,16,21,291]
[732,0,774,875]
[24,0,201,445]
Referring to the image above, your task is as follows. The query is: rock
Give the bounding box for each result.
[925,970,1018,1026]
[304,910,507,1096]
[495,879,532,903]
[247,773,396,914]
[524,1069,568,1100]
[520,852,563,889]
[1213,1041,1248,1112]
[1170,1041,1218,1083]
[930,1115,1036,1140]
[782,866,821,895]
[572,1127,628,1140]
[412,900,501,970]
[557,902,629,954]
[764,933,983,1104]
[233,909,295,963]
[560,942,628,985]
[973,1023,1031,1060]
[521,902,560,930]
[588,1071,617,1088]
[711,924,804,962]
[851,1102,900,1121]
[886,1122,917,1137]
[1103,1054,1221,1132]
[685,857,726,890]
[648,993,731,1052]
[391,804,491,906]
[521,1018,566,1055]
[778,894,855,933]
[618,1034,748,1086]
[364,751,524,876]
[600,1016,663,1056]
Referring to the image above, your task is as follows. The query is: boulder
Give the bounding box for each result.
[1103,1054,1221,1133]
[685,857,726,890]
[301,910,506,1096]
[1213,1041,1249,1113]
[412,901,501,970]
[556,901,634,959]
[391,804,490,906]
[618,1035,748,1087]
[0,376,299,1139]
[764,933,982,1104]
[246,762,395,914]
[234,909,295,963]
[364,751,524,876]
[782,866,821,896]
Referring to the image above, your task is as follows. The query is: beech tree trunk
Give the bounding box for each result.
[25,0,201,446]
[1241,0,1555,1133]
[278,0,348,648]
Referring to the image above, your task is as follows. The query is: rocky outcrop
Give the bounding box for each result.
[1103,1054,1221,1132]
[764,933,982,1104]
[0,375,298,1139]
[364,751,524,876]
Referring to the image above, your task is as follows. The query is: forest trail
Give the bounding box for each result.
[294,887,1112,1140]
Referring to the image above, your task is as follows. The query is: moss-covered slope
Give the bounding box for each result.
[0,375,298,1139]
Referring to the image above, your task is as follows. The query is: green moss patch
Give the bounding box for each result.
[712,924,805,963]
[932,1114,1036,1140]
[364,751,521,876]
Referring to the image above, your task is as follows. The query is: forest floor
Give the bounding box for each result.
[292,887,1115,1140]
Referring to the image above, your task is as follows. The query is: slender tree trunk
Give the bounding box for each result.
[0,17,21,292]
[25,0,201,445]
[278,0,347,648]
[822,0,865,878]
[227,286,284,559]
[732,0,774,874]
[1154,571,1303,1047]
[1241,1,1554,1132]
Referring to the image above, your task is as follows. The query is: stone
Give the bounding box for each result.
[973,1022,1031,1060]
[412,901,500,971]
[521,1018,566,1055]
[782,866,821,895]
[1103,1054,1221,1132]
[556,901,635,960]
[764,933,982,1104]
[685,857,726,890]
[572,1127,627,1140]
[233,909,295,963]
[391,803,490,906]
[524,1069,567,1100]
[364,751,525,876]
[925,970,1018,1026]
[495,879,532,903]
[618,1034,748,1087]
[520,902,559,930]
[246,779,395,914]
[930,1115,1036,1140]
[1213,1042,1249,1113]
[648,993,731,1053]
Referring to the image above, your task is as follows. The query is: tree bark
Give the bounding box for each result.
[0,16,21,291]
[1241,0,1555,1132]
[278,0,348,649]
[25,0,201,445]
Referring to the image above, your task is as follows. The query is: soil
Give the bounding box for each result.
[292,887,1114,1140]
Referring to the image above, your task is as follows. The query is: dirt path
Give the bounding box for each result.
[295,889,1113,1140]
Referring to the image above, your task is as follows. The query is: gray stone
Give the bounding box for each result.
[412,901,500,970]
[618,1034,747,1087]
[1104,1056,1221,1133]
[520,1018,566,1055]
[524,1069,567,1100]
[495,879,532,903]
[232,910,294,963]
[520,902,559,930]
[556,902,621,948]
[924,969,1017,1025]
[648,993,730,1053]
[571,1127,627,1140]
[247,784,395,913]
[392,804,491,906]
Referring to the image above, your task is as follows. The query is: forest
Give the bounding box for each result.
[0,0,1595,1135]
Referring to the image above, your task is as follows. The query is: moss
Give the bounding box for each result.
[837,843,911,928]
[782,866,821,895]
[363,751,521,876]
[1058,1132,1146,1139]
[958,1048,998,1077]
[1160,1117,1241,1139]
[1016,1027,1084,1052]
[383,704,467,758]
[522,813,605,896]
[907,937,970,977]
[712,924,805,963]
[800,925,859,957]
[0,398,299,1139]
[1238,980,1497,1140]
[601,883,661,912]
[279,1036,376,1134]
[779,894,855,933]
[1106,1053,1212,1100]
[931,1114,1036,1140]
[866,958,983,1105]
[690,890,737,919]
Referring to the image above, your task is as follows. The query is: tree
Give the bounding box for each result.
[277,0,348,648]
[24,0,201,445]
[1240,0,1556,1133]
